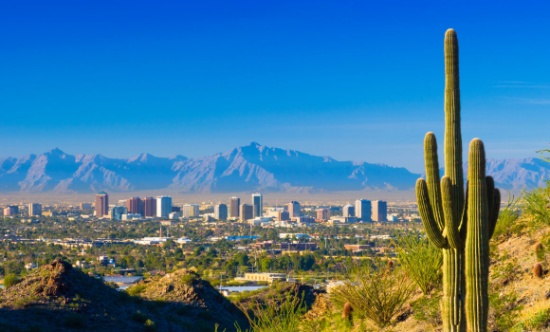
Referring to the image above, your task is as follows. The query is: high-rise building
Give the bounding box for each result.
[3,206,18,216]
[355,199,372,222]
[288,201,301,218]
[240,204,253,221]
[372,200,388,222]
[28,203,42,217]
[126,197,144,216]
[79,203,92,210]
[143,197,156,217]
[252,193,263,218]
[95,192,109,218]
[111,206,127,221]
[230,197,240,218]
[182,204,200,218]
[214,204,228,221]
[156,196,172,218]
[316,208,330,221]
[343,204,355,217]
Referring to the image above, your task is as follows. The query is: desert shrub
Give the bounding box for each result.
[181,273,198,285]
[535,242,546,262]
[236,290,306,332]
[395,233,442,294]
[488,290,522,331]
[493,194,521,237]
[411,294,442,327]
[524,308,550,330]
[523,184,550,226]
[127,284,146,296]
[3,274,21,288]
[330,264,413,328]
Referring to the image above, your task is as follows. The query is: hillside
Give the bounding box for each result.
[0,260,248,332]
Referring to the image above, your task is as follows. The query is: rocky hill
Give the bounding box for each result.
[0,260,248,332]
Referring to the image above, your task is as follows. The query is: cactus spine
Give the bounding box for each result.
[416,29,501,332]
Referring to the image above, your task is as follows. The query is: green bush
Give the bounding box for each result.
[395,233,442,294]
[493,194,521,238]
[3,274,21,288]
[523,184,550,226]
[411,295,442,327]
[330,264,413,328]
[236,290,306,332]
[127,284,146,296]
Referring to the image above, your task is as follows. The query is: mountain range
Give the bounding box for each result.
[0,142,547,194]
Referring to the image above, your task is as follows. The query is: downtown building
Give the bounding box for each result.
[143,197,157,217]
[372,200,388,222]
[240,203,253,221]
[355,199,372,222]
[182,204,200,218]
[229,197,240,218]
[252,193,263,217]
[288,201,301,218]
[214,204,228,221]
[156,196,172,218]
[28,203,42,217]
[95,192,109,218]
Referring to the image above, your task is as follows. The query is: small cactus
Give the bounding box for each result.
[534,263,544,278]
[535,242,545,262]
[342,302,353,325]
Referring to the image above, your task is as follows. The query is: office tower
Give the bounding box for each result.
[143,197,156,217]
[288,201,301,218]
[126,197,143,215]
[230,197,240,218]
[156,196,172,218]
[28,203,42,217]
[214,204,228,221]
[110,206,127,221]
[79,203,92,210]
[372,200,388,222]
[252,193,263,217]
[182,204,200,218]
[3,206,18,216]
[239,204,253,221]
[316,208,330,221]
[95,192,109,218]
[278,210,290,221]
[343,204,355,217]
[355,199,372,222]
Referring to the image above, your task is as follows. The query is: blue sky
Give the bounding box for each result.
[1,1,549,172]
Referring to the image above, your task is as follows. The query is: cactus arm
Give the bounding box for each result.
[417,178,448,248]
[465,139,489,332]
[442,176,462,249]
[424,132,445,230]
[488,188,501,239]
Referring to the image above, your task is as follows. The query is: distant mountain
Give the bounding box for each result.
[0,143,546,194]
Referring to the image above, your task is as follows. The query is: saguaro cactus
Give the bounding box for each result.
[416,29,501,332]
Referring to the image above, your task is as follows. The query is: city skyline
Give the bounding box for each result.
[1,2,549,172]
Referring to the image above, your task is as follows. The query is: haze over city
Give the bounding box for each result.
[1,1,549,173]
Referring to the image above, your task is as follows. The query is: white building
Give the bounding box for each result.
[182,204,199,218]
[156,196,172,218]
[355,199,372,222]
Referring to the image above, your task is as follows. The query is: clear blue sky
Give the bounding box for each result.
[1,1,549,172]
